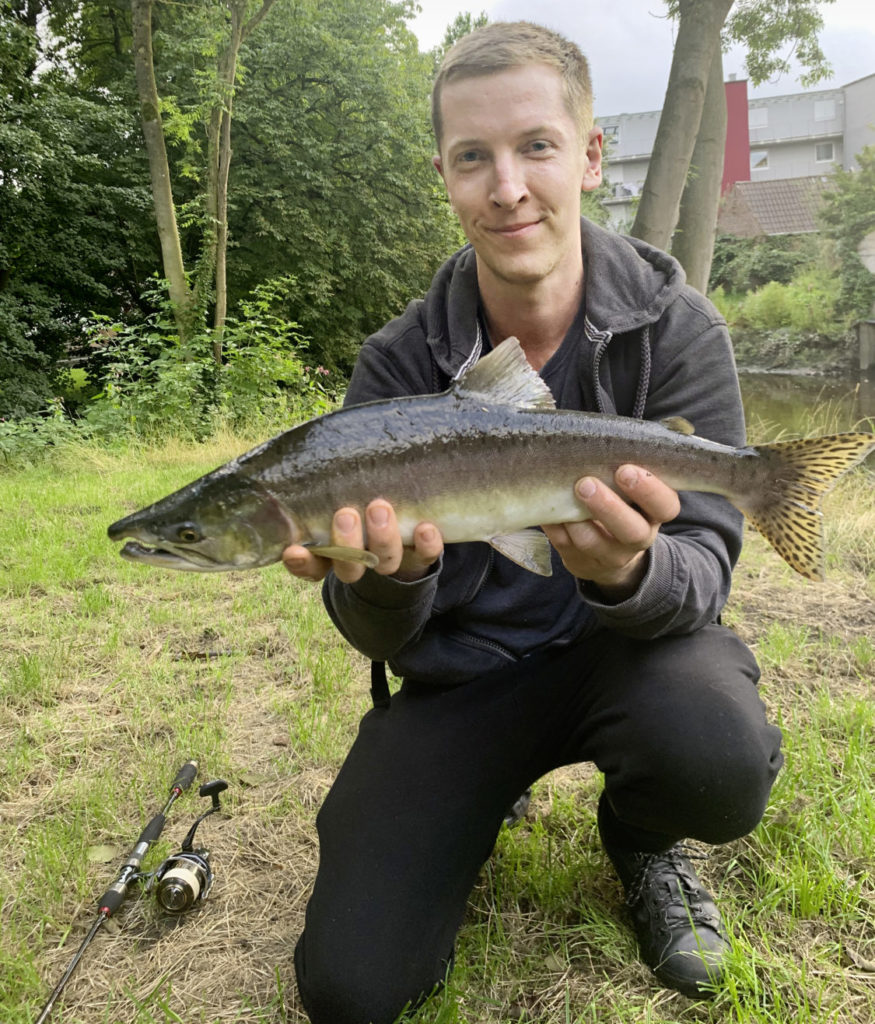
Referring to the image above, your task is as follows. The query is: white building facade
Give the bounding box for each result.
[597,73,875,231]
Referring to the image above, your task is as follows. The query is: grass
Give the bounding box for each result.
[1,433,873,1024]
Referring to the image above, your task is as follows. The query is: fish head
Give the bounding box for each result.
[107,470,297,572]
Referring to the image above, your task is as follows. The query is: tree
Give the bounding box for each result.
[0,0,158,415]
[632,0,835,292]
[430,9,488,72]
[820,146,875,319]
[228,0,461,369]
[630,0,734,257]
[131,0,278,358]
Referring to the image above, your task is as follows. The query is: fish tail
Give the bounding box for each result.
[741,432,875,581]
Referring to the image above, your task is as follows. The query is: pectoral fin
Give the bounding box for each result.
[304,544,380,568]
[489,529,553,576]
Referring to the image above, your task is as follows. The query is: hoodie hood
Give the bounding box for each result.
[421,216,687,380]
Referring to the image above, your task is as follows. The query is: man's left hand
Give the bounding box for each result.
[542,465,681,601]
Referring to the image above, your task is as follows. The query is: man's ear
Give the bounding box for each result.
[581,126,603,193]
[433,154,455,211]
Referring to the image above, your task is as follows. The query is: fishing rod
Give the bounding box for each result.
[35,759,199,1024]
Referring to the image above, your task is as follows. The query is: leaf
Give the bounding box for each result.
[86,844,119,864]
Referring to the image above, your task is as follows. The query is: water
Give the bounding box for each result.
[738,371,875,438]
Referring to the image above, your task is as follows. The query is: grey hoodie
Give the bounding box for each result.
[323,218,746,685]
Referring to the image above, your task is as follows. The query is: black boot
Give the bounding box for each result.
[598,800,728,998]
[503,788,531,828]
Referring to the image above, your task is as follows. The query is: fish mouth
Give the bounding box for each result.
[119,541,221,571]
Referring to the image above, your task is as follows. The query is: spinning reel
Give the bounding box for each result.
[149,779,228,913]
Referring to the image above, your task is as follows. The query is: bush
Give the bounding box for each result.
[785,270,841,334]
[0,401,87,468]
[742,280,793,330]
[81,277,335,442]
[709,234,821,293]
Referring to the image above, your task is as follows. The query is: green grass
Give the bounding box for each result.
[1,437,873,1023]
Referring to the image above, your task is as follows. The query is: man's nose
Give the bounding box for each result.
[489,156,528,209]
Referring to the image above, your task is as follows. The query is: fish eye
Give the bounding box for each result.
[176,523,202,543]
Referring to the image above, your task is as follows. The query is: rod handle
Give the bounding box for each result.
[171,759,198,794]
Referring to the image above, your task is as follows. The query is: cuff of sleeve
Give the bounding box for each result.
[342,555,442,611]
[578,534,678,625]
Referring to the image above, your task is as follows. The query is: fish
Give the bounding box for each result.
[107,336,875,581]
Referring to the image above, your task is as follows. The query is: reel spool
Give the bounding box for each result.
[153,850,213,912]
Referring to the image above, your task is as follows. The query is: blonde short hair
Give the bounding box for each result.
[431,21,594,150]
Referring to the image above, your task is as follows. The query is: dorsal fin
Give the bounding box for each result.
[661,416,695,435]
[453,337,556,409]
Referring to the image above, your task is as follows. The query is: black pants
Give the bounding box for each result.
[294,624,783,1024]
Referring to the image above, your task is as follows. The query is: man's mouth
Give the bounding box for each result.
[490,220,542,238]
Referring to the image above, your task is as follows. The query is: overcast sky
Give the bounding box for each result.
[407,0,875,116]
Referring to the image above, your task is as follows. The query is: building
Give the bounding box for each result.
[597,72,875,232]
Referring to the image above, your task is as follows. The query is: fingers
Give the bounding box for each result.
[331,507,369,583]
[282,500,443,585]
[363,501,404,578]
[281,505,367,584]
[574,465,680,549]
[281,544,331,582]
[398,521,444,579]
[543,466,681,594]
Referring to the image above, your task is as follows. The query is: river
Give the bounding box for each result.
[738,370,875,438]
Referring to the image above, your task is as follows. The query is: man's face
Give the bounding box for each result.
[433,64,602,294]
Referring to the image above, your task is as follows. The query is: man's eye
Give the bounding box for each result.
[457,150,481,164]
[527,140,551,154]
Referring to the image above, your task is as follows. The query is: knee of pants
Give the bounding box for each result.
[294,930,446,1024]
[611,710,783,845]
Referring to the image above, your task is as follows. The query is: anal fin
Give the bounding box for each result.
[489,529,553,576]
[304,543,380,569]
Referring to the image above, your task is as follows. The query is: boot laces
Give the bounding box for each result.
[625,842,712,920]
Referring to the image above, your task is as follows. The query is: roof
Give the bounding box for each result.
[718,176,835,236]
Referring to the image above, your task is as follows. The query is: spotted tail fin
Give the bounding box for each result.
[743,432,875,581]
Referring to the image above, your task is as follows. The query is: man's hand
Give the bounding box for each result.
[542,465,681,601]
[282,499,443,585]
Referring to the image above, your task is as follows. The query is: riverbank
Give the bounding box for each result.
[1,439,873,1024]
[731,325,860,376]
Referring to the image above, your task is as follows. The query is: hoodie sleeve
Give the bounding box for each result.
[321,310,444,661]
[579,289,746,638]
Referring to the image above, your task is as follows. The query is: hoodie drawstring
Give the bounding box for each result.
[631,325,652,420]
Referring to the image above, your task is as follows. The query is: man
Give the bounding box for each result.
[284,21,783,1024]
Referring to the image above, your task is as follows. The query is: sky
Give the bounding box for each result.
[407,0,875,116]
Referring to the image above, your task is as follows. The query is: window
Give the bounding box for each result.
[815,142,834,162]
[750,150,769,171]
[748,107,768,129]
[814,99,836,121]
[602,124,620,143]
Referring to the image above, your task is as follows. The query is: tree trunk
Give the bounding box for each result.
[630,0,734,251]
[671,47,727,294]
[131,0,196,340]
[201,0,277,363]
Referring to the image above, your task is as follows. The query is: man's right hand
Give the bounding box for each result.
[281,499,443,584]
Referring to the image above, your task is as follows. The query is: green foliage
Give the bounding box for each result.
[711,258,853,370]
[77,277,333,447]
[429,9,489,72]
[819,145,875,320]
[709,234,822,292]
[0,400,85,468]
[1,0,465,416]
[731,268,842,335]
[724,0,836,88]
[229,0,462,370]
[0,2,158,416]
